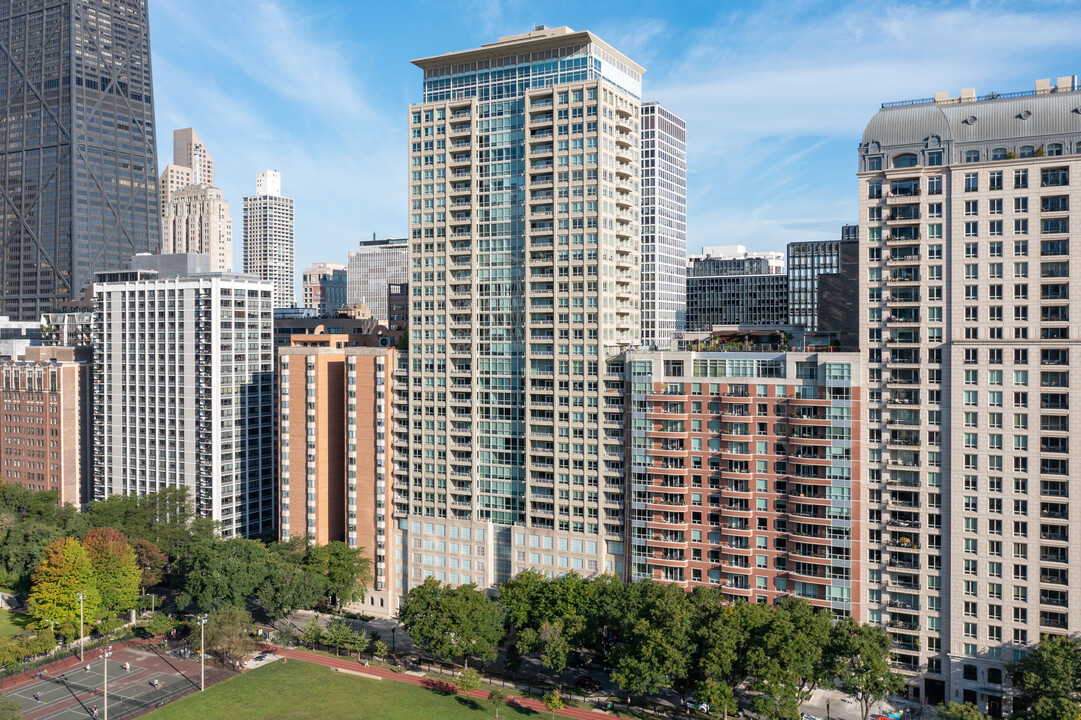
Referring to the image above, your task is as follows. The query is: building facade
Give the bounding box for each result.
[686,246,788,330]
[625,350,861,616]
[161,184,234,273]
[346,238,408,325]
[786,232,859,331]
[0,346,90,506]
[302,263,348,315]
[858,77,1081,714]
[640,102,687,349]
[397,25,642,594]
[92,267,275,538]
[243,170,295,307]
[0,0,160,321]
[278,335,398,614]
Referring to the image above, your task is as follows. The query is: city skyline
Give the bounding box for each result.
[149,1,1081,288]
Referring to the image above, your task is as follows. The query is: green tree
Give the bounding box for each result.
[83,527,140,613]
[27,538,101,638]
[488,687,509,720]
[692,593,771,720]
[301,615,323,648]
[371,638,389,661]
[456,666,483,693]
[183,537,269,611]
[130,538,166,593]
[0,521,64,590]
[1008,634,1081,720]
[610,579,694,697]
[203,606,256,665]
[142,612,177,637]
[398,578,504,667]
[0,694,22,720]
[306,542,371,611]
[543,689,564,719]
[323,619,355,656]
[258,554,326,619]
[936,701,988,720]
[747,598,832,720]
[827,617,905,720]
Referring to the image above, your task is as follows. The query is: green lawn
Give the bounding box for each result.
[0,609,30,638]
[146,661,542,720]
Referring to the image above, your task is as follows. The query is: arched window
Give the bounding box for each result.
[1020,145,1035,158]
[964,150,980,163]
[1047,143,1063,156]
[991,148,1007,161]
[893,153,918,168]
[1076,141,1081,154]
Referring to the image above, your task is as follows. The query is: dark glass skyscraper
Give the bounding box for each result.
[0,0,159,320]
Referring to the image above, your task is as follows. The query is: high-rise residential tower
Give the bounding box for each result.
[346,238,408,325]
[92,260,275,538]
[0,0,160,321]
[640,102,687,348]
[859,77,1081,715]
[396,26,642,592]
[302,263,348,315]
[243,170,295,307]
[160,129,233,272]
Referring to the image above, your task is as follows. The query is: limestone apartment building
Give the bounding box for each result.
[243,171,296,308]
[625,350,861,615]
[92,268,276,539]
[278,333,398,614]
[395,26,643,597]
[858,77,1081,715]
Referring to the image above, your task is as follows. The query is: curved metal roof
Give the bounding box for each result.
[862,91,1081,149]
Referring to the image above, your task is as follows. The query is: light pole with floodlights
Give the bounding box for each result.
[76,592,85,662]
[197,614,208,691]
[99,645,112,720]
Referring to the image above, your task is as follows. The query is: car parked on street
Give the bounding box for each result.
[576,676,602,692]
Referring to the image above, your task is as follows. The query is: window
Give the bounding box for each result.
[867,156,882,171]
[927,176,942,195]
[1047,143,1063,156]
[1020,145,1035,159]
[1042,168,1068,187]
[992,147,1007,161]
[893,153,918,168]
[965,150,980,163]
[1015,169,1028,189]
[965,173,978,192]
[927,150,943,166]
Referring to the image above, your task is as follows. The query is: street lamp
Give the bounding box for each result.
[99,645,113,720]
[391,627,396,656]
[76,592,85,662]
[197,614,208,692]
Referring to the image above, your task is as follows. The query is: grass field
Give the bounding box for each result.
[0,608,30,638]
[145,661,541,720]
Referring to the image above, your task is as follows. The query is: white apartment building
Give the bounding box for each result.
[244,170,296,308]
[92,266,276,538]
[859,77,1081,716]
[346,238,408,324]
[640,102,687,349]
[395,26,642,594]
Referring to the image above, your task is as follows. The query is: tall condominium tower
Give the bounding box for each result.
[640,102,687,348]
[859,77,1081,715]
[92,261,276,539]
[396,26,642,592]
[160,129,232,272]
[302,262,348,315]
[346,238,408,324]
[243,170,295,307]
[0,0,160,321]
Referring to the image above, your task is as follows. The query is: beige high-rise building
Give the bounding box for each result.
[859,77,1081,715]
[159,128,233,272]
[244,170,296,308]
[395,26,642,595]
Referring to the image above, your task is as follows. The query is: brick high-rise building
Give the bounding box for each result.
[0,0,160,320]
[859,77,1081,713]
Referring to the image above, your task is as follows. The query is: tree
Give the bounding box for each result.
[83,527,140,613]
[543,689,564,719]
[488,687,509,720]
[0,695,22,720]
[936,701,988,720]
[306,542,371,611]
[693,594,771,720]
[746,598,832,720]
[0,521,64,590]
[610,580,693,697]
[1008,634,1081,720]
[258,554,326,619]
[130,538,166,593]
[456,666,483,693]
[203,606,256,664]
[827,617,905,720]
[27,537,101,638]
[398,578,504,667]
[301,616,323,648]
[183,537,269,611]
[323,619,355,656]
[371,638,389,661]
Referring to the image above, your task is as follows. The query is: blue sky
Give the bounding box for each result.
[150,0,1081,282]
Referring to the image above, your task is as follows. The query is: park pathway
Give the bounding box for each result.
[281,647,616,719]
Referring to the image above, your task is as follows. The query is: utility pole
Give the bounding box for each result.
[198,614,208,691]
[76,592,85,662]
